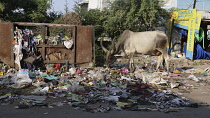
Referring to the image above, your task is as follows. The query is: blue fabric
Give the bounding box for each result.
[194,43,210,59]
[183,44,187,53]
[180,29,187,36]
[41,73,58,80]
[25,63,36,70]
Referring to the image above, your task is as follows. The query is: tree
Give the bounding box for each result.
[0,0,62,23]
[64,0,69,14]
[74,0,169,39]
[28,0,52,22]
[103,0,169,39]
[73,1,105,37]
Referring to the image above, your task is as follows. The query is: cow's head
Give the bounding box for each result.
[100,39,116,67]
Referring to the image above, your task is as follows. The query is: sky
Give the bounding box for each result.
[177,0,210,10]
[50,0,210,13]
[51,0,76,13]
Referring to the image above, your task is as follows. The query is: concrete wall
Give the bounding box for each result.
[88,0,114,11]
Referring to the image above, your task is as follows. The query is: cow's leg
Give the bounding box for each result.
[156,55,163,71]
[163,52,169,72]
[129,53,135,72]
[157,49,169,72]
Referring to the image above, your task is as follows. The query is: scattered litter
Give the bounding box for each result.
[0,57,210,113]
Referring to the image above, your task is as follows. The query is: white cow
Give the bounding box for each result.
[100,30,169,72]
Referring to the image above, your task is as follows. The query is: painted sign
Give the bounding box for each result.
[186,19,195,59]
[195,12,202,32]
[173,10,202,33]
[169,9,202,60]
[177,9,196,20]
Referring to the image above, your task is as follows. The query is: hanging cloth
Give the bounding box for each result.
[195,28,205,49]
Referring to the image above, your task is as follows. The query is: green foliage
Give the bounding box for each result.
[64,0,69,14]
[0,0,62,23]
[95,43,106,66]
[73,1,105,37]
[103,0,169,38]
[0,3,4,12]
[28,0,51,22]
[138,0,168,29]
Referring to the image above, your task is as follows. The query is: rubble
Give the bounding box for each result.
[0,58,210,113]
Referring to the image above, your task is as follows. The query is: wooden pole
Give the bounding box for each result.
[193,0,197,9]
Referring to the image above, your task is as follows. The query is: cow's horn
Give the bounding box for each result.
[100,39,108,53]
[111,39,116,54]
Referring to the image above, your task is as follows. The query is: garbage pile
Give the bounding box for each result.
[13,27,74,70]
[1,62,209,113]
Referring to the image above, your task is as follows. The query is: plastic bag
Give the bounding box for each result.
[64,40,73,49]
[10,69,32,88]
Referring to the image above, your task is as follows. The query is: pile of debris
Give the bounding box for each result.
[1,61,209,113]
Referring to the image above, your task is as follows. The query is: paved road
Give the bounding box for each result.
[0,102,210,118]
